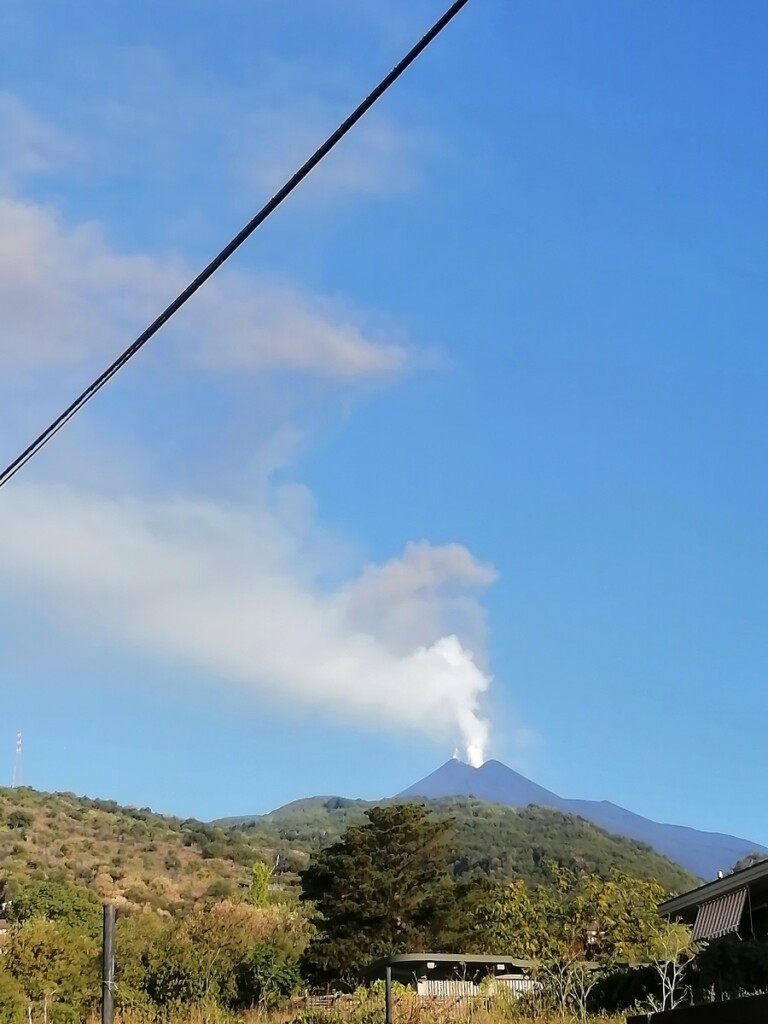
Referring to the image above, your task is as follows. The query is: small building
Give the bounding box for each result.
[659,859,768,943]
[367,953,537,998]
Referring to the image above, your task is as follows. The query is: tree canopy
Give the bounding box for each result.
[4,879,102,936]
[464,867,668,964]
[247,796,696,894]
[300,804,454,986]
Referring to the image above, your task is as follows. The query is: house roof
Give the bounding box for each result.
[366,952,536,977]
[660,858,768,921]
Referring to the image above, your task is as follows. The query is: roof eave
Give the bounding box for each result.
[660,860,768,918]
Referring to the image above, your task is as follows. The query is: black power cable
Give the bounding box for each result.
[0,0,472,491]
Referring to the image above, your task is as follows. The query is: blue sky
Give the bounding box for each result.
[1,0,767,847]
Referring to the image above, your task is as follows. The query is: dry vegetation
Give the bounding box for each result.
[98,996,627,1024]
[1,784,695,920]
[0,786,280,913]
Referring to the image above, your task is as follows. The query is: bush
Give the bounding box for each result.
[115,910,170,1009]
[138,902,307,1011]
[142,932,210,1007]
[693,939,768,1001]
[3,918,99,1024]
[5,879,101,936]
[6,812,32,833]
[0,972,25,1024]
[205,879,235,902]
[589,964,661,1014]
[233,941,301,1009]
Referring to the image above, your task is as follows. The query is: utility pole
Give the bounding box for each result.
[101,904,116,1024]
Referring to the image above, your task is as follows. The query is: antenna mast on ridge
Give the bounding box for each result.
[11,731,22,788]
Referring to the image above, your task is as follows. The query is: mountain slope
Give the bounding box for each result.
[233,795,697,893]
[0,786,278,911]
[398,757,563,807]
[1,784,697,910]
[398,759,767,880]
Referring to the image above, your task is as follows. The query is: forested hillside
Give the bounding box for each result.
[0,786,275,912]
[233,795,698,893]
[0,797,703,1023]
[0,785,697,915]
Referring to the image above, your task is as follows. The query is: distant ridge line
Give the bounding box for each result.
[397,758,766,880]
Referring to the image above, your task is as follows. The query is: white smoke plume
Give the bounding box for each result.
[0,484,494,761]
[0,96,492,765]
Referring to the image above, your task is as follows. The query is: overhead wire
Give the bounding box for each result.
[0,0,472,491]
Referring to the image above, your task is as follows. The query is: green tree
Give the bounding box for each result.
[141,930,209,1007]
[5,879,101,936]
[0,972,25,1024]
[139,901,305,1010]
[4,918,99,1023]
[731,851,768,873]
[465,868,670,1019]
[470,877,551,956]
[114,910,170,1009]
[6,811,32,834]
[690,937,768,1003]
[646,922,696,1012]
[573,869,667,962]
[468,868,666,964]
[182,901,268,1005]
[300,804,454,987]
[247,861,273,908]
[233,941,301,1009]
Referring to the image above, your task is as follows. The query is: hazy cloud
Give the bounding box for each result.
[243,104,430,203]
[0,484,493,762]
[0,195,406,381]
[0,82,494,767]
[191,272,406,378]
[342,541,498,657]
[0,93,81,188]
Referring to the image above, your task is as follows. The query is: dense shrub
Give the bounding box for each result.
[142,932,210,1006]
[589,963,662,1014]
[692,939,768,1001]
[5,879,102,936]
[233,941,301,1009]
[137,901,308,1011]
[6,812,32,833]
[3,918,99,1023]
[0,972,25,1024]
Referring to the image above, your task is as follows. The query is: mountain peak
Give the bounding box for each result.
[398,756,562,808]
[398,757,767,880]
